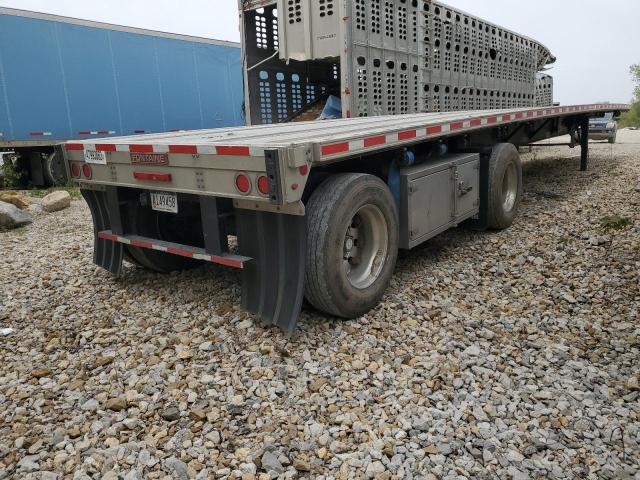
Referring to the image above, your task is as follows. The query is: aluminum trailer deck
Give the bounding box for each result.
[66,103,627,333]
[73,103,624,158]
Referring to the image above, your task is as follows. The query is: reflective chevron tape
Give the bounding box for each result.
[65,143,260,156]
[319,104,626,158]
[97,231,249,269]
[65,103,627,159]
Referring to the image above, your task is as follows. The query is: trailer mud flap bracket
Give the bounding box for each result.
[81,189,124,276]
[237,209,307,334]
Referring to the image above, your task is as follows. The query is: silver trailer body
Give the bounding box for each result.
[240,0,556,125]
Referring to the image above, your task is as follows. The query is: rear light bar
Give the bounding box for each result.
[133,172,172,182]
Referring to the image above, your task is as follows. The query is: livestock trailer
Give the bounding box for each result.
[241,0,556,126]
[0,7,244,186]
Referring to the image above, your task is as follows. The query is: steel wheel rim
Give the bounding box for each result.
[502,162,518,213]
[342,204,389,289]
[50,155,67,184]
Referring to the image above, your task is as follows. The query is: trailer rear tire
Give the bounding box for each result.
[43,149,68,186]
[126,208,201,273]
[305,173,399,318]
[486,143,522,230]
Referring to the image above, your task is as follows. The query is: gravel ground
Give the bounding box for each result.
[1,131,639,480]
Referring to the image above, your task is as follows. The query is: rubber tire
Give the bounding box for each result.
[486,143,523,230]
[122,246,148,269]
[304,173,399,318]
[608,134,617,144]
[43,150,68,186]
[126,209,201,273]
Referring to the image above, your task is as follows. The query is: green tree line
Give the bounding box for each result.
[619,63,640,127]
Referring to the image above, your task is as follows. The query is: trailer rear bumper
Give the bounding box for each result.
[97,231,251,269]
[81,187,307,334]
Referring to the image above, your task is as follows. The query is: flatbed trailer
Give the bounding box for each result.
[65,102,627,332]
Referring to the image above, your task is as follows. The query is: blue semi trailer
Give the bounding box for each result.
[0,7,244,186]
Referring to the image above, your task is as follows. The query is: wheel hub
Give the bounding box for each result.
[344,237,355,252]
[343,205,389,289]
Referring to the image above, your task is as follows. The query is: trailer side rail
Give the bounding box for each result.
[65,104,627,210]
[67,104,627,162]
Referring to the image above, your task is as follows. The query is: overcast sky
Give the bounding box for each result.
[1,0,637,105]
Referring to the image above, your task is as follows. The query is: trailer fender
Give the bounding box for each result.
[81,189,124,276]
[236,209,306,334]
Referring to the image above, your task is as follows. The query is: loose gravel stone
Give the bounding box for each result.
[161,406,180,421]
[41,190,71,213]
[0,200,32,229]
[0,132,639,478]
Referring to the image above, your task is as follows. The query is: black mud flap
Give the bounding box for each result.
[237,210,306,334]
[81,189,124,276]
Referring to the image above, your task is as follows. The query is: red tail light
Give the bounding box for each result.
[235,174,251,194]
[71,163,81,178]
[257,176,270,195]
[82,164,92,179]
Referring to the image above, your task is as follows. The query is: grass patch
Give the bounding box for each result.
[28,186,81,200]
[601,216,632,233]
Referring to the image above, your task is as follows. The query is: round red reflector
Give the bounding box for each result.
[235,174,251,193]
[299,164,309,176]
[257,176,270,195]
[71,163,81,178]
[82,164,92,179]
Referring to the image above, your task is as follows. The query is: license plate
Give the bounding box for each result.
[150,191,178,214]
[84,150,107,165]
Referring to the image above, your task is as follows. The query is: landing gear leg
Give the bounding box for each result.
[580,116,589,171]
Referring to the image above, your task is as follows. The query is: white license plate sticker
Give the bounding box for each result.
[84,150,107,165]
[150,191,178,214]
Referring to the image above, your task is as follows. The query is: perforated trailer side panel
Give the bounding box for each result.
[345,0,553,118]
[243,0,556,124]
[243,3,336,125]
[535,73,554,107]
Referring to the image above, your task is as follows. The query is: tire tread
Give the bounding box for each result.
[305,173,371,316]
[486,143,522,230]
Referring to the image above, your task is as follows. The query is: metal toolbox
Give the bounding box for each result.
[400,153,480,249]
